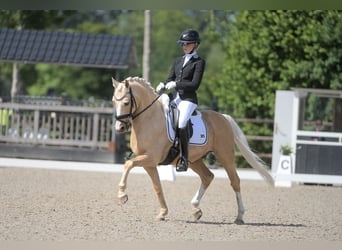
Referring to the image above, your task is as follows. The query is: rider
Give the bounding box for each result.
[156,29,206,171]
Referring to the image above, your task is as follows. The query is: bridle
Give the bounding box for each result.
[114,86,161,126]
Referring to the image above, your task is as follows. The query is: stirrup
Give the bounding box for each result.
[176,157,188,172]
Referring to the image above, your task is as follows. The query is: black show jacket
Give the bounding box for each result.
[165,54,205,105]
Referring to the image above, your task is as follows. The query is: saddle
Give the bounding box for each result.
[158,101,195,166]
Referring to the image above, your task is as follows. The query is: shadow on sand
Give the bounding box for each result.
[185,220,306,228]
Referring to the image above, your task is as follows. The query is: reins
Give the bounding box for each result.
[132,93,161,120]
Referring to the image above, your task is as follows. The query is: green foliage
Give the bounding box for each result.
[280,144,292,155]
[28,64,114,100]
[217,10,342,120]
[1,10,341,121]
[0,63,13,98]
[0,10,77,29]
[1,10,342,168]
[214,10,342,165]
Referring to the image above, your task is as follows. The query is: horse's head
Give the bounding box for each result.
[112,76,160,133]
[112,77,135,133]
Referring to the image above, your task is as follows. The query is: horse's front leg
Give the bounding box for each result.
[118,159,134,205]
[144,166,168,221]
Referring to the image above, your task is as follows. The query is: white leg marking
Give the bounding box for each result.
[235,192,245,224]
[191,183,205,207]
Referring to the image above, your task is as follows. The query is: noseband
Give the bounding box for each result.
[114,86,161,125]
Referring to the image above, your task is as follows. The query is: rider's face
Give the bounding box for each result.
[181,42,196,54]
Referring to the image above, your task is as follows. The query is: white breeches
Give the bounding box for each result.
[173,94,197,128]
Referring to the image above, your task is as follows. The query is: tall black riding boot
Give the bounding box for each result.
[176,128,189,172]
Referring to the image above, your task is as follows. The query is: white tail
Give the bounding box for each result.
[223,114,274,186]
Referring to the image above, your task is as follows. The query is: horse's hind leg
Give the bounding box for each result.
[217,149,245,224]
[189,159,214,221]
[234,191,245,224]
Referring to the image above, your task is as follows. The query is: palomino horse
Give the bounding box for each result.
[112,76,274,223]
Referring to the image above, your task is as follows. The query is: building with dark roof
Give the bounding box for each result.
[0,28,138,71]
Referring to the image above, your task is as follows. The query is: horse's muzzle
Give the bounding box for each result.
[115,121,130,134]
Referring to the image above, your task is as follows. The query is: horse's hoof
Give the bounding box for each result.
[155,214,166,221]
[155,208,168,221]
[234,218,244,225]
[192,208,203,221]
[118,194,128,205]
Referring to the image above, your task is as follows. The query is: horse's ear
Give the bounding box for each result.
[112,77,119,88]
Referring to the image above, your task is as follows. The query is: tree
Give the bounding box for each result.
[197,10,236,107]
[214,10,342,162]
[217,10,342,119]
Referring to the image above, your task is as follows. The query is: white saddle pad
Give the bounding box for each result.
[165,111,208,145]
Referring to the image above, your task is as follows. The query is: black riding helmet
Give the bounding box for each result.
[177,29,201,44]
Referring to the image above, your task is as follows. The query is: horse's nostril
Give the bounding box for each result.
[115,123,127,134]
